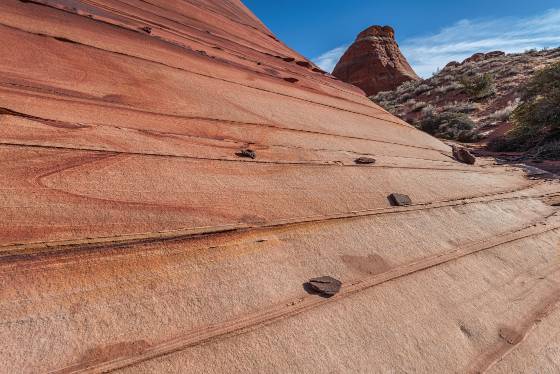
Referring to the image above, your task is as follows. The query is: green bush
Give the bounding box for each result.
[489,62,560,156]
[419,111,479,142]
[459,73,495,100]
[510,62,560,141]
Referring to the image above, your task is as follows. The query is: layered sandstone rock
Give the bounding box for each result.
[1,2,560,374]
[333,25,420,96]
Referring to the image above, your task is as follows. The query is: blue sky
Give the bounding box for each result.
[243,1,560,77]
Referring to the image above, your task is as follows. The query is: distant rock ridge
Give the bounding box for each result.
[332,25,420,96]
[372,47,560,145]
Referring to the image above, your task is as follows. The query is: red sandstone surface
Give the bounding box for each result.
[333,25,420,96]
[1,1,560,373]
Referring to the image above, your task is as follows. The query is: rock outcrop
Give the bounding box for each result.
[333,25,420,96]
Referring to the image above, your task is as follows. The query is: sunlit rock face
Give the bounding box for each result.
[333,25,420,96]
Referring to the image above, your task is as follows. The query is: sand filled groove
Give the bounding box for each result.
[1,0,560,373]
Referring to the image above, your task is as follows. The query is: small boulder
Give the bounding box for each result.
[464,53,486,64]
[354,157,376,165]
[388,193,412,207]
[452,146,476,165]
[236,149,256,159]
[486,51,506,59]
[444,61,461,69]
[307,276,342,296]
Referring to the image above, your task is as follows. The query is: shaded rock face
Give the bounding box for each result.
[332,25,420,96]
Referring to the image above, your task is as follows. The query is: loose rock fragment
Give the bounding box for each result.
[354,157,376,165]
[236,149,256,159]
[388,193,412,206]
[308,276,342,296]
[452,145,476,165]
[141,26,152,34]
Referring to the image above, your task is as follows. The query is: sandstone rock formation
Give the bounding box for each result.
[1,2,560,373]
[333,25,420,96]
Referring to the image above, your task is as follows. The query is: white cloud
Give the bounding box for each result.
[314,45,349,73]
[402,8,560,77]
[313,8,560,78]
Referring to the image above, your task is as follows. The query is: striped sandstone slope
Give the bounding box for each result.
[1,1,559,373]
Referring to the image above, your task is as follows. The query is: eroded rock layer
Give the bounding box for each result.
[1,1,560,373]
[333,25,420,96]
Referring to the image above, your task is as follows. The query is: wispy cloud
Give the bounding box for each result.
[314,45,349,73]
[313,8,560,78]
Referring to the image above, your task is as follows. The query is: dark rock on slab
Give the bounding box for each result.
[452,146,476,165]
[236,149,256,159]
[354,157,376,165]
[388,193,412,206]
[307,276,342,296]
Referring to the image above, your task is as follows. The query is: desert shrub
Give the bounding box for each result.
[489,63,560,155]
[487,99,520,122]
[410,101,428,112]
[419,111,478,142]
[420,104,435,117]
[396,80,417,93]
[399,92,413,102]
[382,105,399,116]
[510,62,560,142]
[373,90,395,102]
[499,66,522,77]
[414,84,431,95]
[444,101,479,114]
[434,82,462,94]
[459,73,496,99]
[532,140,560,160]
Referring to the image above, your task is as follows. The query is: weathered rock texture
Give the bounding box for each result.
[333,25,420,96]
[1,2,560,374]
